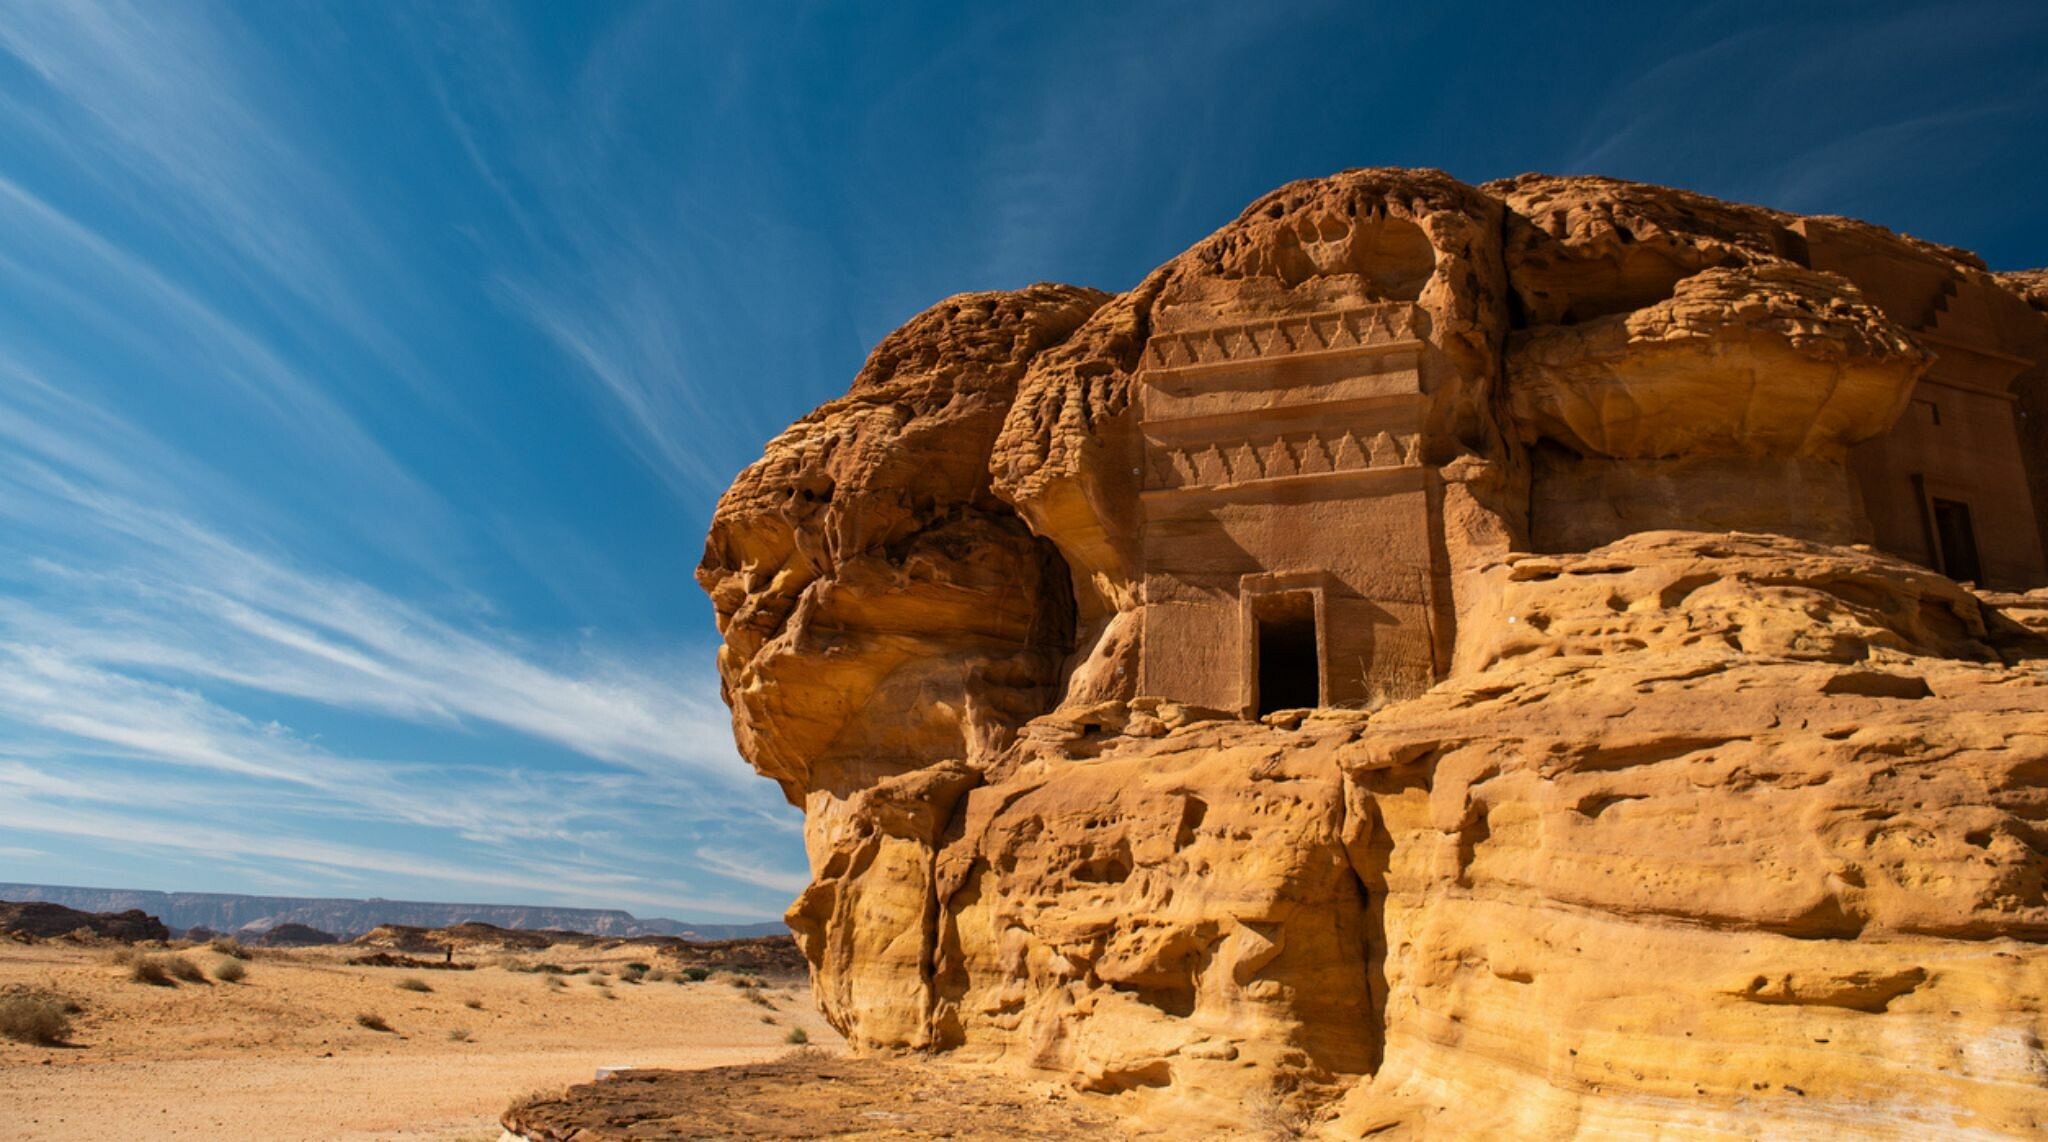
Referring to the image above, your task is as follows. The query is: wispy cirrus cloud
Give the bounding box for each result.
[496,273,731,500]
[0,286,796,917]
[0,793,765,918]
[0,1,436,379]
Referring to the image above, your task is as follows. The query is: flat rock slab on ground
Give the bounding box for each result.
[503,1053,1120,1140]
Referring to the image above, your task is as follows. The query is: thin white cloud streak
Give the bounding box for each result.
[0,652,638,852]
[692,847,811,897]
[496,275,729,499]
[0,0,438,392]
[0,797,766,919]
[0,646,338,787]
[0,724,760,908]
[0,383,738,782]
[958,4,1306,289]
[0,177,441,538]
[0,661,790,916]
[0,365,790,916]
[393,4,762,501]
[0,3,805,916]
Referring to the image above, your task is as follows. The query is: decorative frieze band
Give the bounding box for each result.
[1147,428,1420,490]
[1142,304,1420,374]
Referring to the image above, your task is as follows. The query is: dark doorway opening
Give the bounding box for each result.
[1931,497,1982,584]
[1255,593,1320,716]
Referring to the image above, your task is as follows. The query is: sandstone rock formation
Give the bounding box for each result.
[698,170,2048,1136]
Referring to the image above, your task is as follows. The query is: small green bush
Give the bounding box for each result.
[679,966,710,982]
[625,962,651,973]
[784,1027,809,1045]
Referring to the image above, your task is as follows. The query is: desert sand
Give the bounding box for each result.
[0,937,833,1140]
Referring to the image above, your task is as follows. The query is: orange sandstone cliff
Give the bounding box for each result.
[697,170,2048,1136]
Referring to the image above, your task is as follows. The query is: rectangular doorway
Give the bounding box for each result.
[1255,591,1321,716]
[1930,497,1982,584]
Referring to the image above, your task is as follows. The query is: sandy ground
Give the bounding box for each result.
[0,939,836,1140]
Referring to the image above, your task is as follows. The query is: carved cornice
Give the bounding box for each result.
[1141,304,1422,377]
[1146,427,1420,491]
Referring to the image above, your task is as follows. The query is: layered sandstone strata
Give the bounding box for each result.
[698,170,2048,1135]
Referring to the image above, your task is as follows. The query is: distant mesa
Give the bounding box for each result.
[697,169,2048,1134]
[350,920,808,977]
[256,922,339,948]
[0,883,784,943]
[0,899,169,943]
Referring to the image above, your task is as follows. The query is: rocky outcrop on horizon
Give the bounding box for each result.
[0,884,783,942]
[0,900,170,943]
[698,169,2048,1136]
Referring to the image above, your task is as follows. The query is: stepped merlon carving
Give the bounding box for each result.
[1140,302,1421,374]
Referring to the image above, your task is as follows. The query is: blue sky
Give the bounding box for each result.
[0,1,2042,922]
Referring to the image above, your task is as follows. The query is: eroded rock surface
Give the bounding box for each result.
[700,170,2048,1136]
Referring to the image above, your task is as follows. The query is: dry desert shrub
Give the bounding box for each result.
[463,997,484,1010]
[586,976,609,988]
[745,990,774,1009]
[542,975,566,990]
[447,1027,472,1042]
[164,956,207,984]
[1247,1092,1313,1140]
[394,976,433,993]
[128,955,175,986]
[207,937,250,960]
[211,957,247,983]
[0,991,75,1045]
[784,1026,809,1045]
[355,1011,393,1032]
[505,960,573,975]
